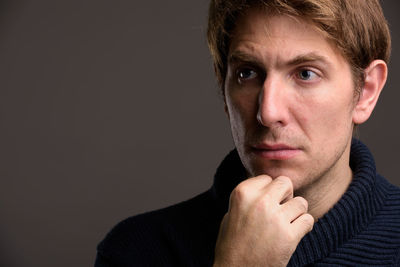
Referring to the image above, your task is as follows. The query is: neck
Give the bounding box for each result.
[305,167,352,220]
[296,143,353,220]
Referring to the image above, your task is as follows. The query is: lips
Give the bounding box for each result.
[251,143,300,160]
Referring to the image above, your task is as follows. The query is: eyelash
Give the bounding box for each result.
[293,68,321,83]
[235,67,262,84]
[234,66,322,85]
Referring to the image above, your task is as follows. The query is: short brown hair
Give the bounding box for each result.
[207,0,391,93]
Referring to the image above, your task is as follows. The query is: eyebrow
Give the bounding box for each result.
[286,53,332,68]
[228,51,332,69]
[228,51,264,67]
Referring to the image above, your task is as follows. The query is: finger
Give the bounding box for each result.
[229,175,273,211]
[290,213,314,241]
[240,174,274,190]
[262,176,294,204]
[281,196,308,223]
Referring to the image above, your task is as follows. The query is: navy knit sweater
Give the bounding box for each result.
[95,140,400,266]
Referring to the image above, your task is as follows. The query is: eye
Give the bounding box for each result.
[297,69,318,81]
[237,68,258,83]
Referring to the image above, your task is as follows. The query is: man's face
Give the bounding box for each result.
[224,10,357,192]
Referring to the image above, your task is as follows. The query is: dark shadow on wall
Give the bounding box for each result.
[0,0,25,43]
[1,2,34,267]
[0,230,27,267]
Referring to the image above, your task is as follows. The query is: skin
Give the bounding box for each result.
[213,9,387,267]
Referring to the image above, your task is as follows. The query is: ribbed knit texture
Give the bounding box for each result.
[96,140,400,266]
[288,139,400,266]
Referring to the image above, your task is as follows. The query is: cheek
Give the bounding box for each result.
[227,91,258,124]
[295,89,354,143]
[225,92,259,146]
[227,100,249,139]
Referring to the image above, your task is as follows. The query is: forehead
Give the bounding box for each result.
[228,9,346,68]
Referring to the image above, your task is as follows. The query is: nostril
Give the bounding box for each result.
[256,98,287,127]
[256,76,289,127]
[256,112,263,125]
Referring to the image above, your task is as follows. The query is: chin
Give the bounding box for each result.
[248,158,295,177]
[248,163,309,189]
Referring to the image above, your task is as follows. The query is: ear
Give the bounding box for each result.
[352,60,387,125]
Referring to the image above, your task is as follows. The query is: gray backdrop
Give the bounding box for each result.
[0,1,399,266]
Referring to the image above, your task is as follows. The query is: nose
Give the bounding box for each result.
[256,75,289,127]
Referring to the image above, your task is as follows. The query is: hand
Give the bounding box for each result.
[213,175,314,267]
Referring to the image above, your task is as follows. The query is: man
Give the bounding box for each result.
[95,0,400,266]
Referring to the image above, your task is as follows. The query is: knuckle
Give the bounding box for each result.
[230,188,244,203]
[230,182,249,203]
[235,181,247,193]
[304,213,315,230]
[259,192,274,206]
[257,174,273,183]
[273,176,294,196]
[275,176,293,189]
[296,213,315,233]
[276,175,291,183]
[295,196,309,211]
[253,194,280,220]
[254,194,272,213]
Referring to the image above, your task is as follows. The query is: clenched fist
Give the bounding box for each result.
[213,175,314,267]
